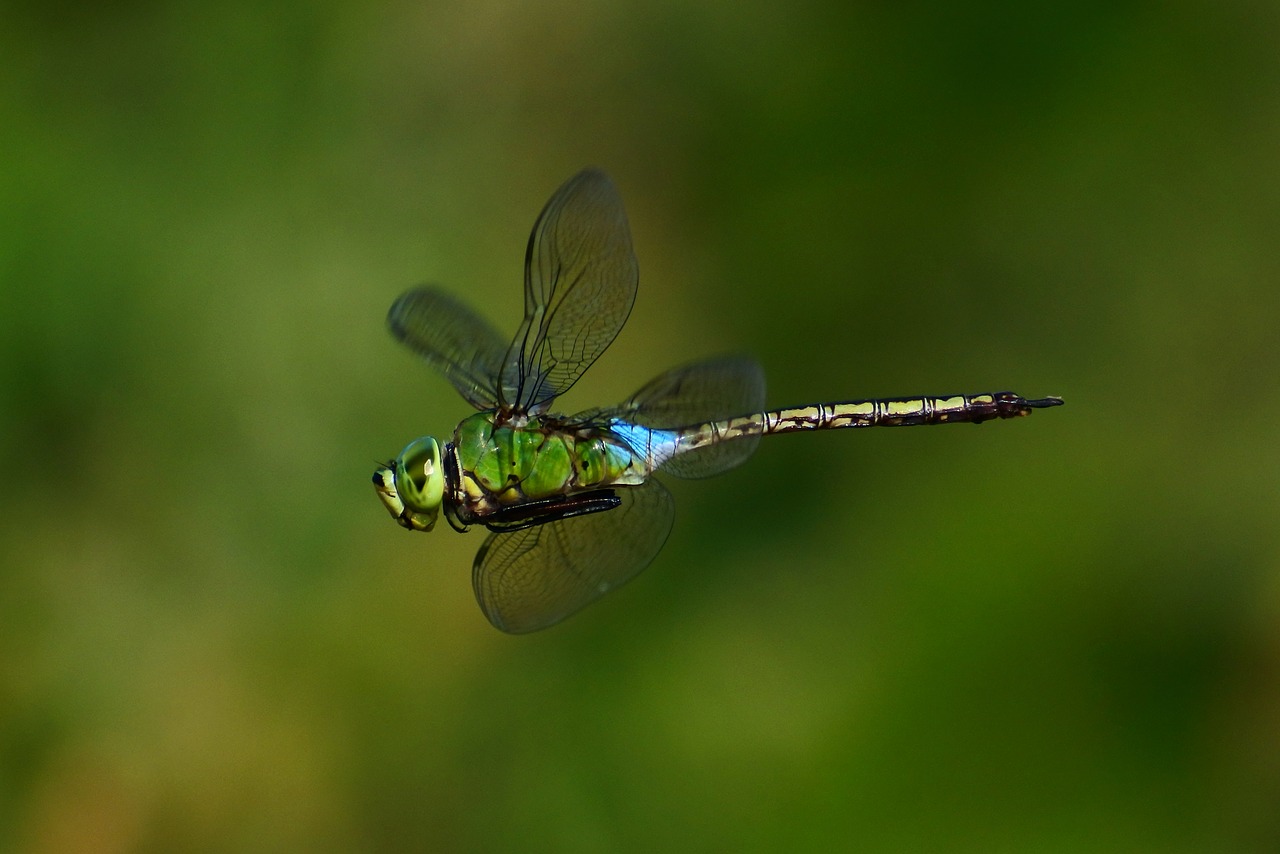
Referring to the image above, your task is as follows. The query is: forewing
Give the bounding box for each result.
[504,169,638,412]
[387,286,508,411]
[582,356,767,479]
[472,480,674,633]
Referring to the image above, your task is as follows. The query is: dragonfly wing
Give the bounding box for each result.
[472,479,674,633]
[387,286,508,411]
[583,356,766,479]
[504,169,638,412]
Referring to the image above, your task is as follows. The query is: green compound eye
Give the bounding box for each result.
[378,436,444,531]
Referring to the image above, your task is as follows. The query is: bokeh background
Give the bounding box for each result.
[3,2,1278,851]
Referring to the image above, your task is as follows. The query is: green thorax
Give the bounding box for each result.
[452,411,646,512]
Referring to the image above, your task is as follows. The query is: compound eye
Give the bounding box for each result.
[392,437,444,528]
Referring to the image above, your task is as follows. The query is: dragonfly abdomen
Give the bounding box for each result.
[762,392,1063,433]
[668,392,1062,459]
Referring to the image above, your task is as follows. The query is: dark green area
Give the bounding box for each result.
[3,1,1278,850]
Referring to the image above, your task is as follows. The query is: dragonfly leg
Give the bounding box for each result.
[481,489,623,533]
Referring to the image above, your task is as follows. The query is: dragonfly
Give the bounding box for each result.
[374,169,1062,633]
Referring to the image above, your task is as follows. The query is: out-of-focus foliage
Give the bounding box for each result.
[3,2,1278,851]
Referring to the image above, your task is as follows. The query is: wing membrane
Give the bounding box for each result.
[472,479,674,633]
[582,356,766,479]
[504,169,639,412]
[387,286,509,411]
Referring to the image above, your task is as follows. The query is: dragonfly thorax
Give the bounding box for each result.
[450,411,646,524]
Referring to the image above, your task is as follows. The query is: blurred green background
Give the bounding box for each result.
[3,1,1278,851]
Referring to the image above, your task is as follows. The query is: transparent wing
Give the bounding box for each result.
[503,169,639,413]
[387,286,510,411]
[472,479,674,633]
[581,356,767,479]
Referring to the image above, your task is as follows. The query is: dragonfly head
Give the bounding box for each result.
[373,436,444,531]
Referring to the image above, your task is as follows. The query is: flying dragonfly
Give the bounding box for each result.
[374,169,1062,633]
